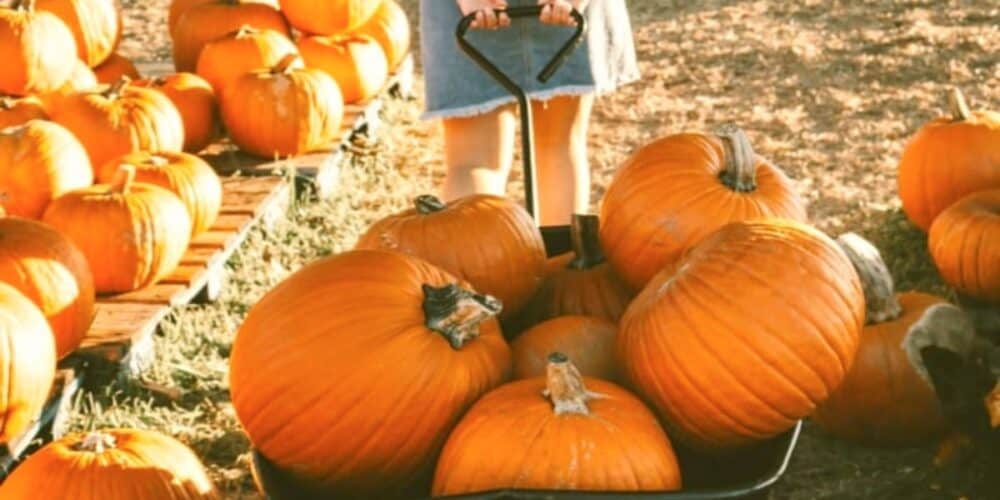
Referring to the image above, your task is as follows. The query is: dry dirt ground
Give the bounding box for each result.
[78,1,1000,498]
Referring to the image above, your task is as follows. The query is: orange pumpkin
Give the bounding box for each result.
[168,0,278,35]
[93,52,141,84]
[511,315,619,382]
[0,119,93,218]
[134,73,218,153]
[599,125,808,291]
[0,428,220,498]
[35,59,99,113]
[353,0,410,70]
[928,189,1000,302]
[278,0,380,36]
[618,218,864,452]
[220,54,343,158]
[0,0,78,95]
[0,94,46,128]
[898,89,1000,232]
[0,282,56,446]
[433,352,681,495]
[194,25,298,97]
[41,165,192,293]
[97,151,221,237]
[171,0,291,72]
[355,194,547,322]
[34,0,121,67]
[297,34,388,104]
[49,77,184,170]
[230,249,511,497]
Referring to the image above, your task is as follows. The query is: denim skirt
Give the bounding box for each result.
[419,0,640,120]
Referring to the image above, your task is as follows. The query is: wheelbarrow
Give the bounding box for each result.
[250,5,802,499]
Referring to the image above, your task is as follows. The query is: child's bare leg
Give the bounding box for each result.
[441,104,517,200]
[530,94,594,226]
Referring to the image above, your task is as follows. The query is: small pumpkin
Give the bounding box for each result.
[35,59,99,113]
[599,125,809,291]
[41,164,192,293]
[134,73,218,153]
[0,428,219,498]
[353,0,410,70]
[618,218,864,452]
[0,0,78,95]
[230,249,511,497]
[928,189,1000,303]
[220,54,343,158]
[0,216,94,358]
[0,94,46,128]
[297,33,388,104]
[49,77,185,170]
[355,194,547,322]
[168,0,278,35]
[898,89,1000,232]
[97,151,222,237]
[811,233,950,446]
[194,24,298,96]
[0,119,93,219]
[511,315,619,382]
[34,0,121,67]
[433,352,682,495]
[93,52,141,84]
[171,0,291,72]
[0,282,56,446]
[277,0,380,36]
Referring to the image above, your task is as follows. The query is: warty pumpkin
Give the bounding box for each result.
[171,0,291,72]
[167,0,278,35]
[354,194,547,322]
[134,72,218,153]
[278,0,380,36]
[0,94,46,128]
[229,249,511,498]
[811,233,950,446]
[928,189,1000,303]
[220,54,343,158]
[34,0,121,67]
[93,52,141,84]
[297,33,388,104]
[433,352,682,495]
[617,218,864,452]
[41,164,192,293]
[599,125,808,291]
[0,0,78,96]
[0,282,56,446]
[511,315,619,382]
[898,88,1000,232]
[0,119,93,219]
[97,151,222,237]
[0,428,219,498]
[48,77,185,170]
[194,24,298,96]
[353,0,410,70]
[0,217,94,359]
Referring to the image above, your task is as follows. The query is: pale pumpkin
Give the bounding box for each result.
[511,315,619,382]
[134,73,218,153]
[93,52,141,84]
[353,0,410,70]
[171,0,291,72]
[0,282,56,446]
[0,0,78,95]
[194,24,298,96]
[928,189,1000,302]
[278,0,380,36]
[0,119,93,218]
[0,94,46,128]
[34,0,121,67]
[297,34,388,104]
[35,59,99,113]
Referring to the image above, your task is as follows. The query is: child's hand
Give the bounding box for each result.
[457,0,510,30]
[538,0,588,26]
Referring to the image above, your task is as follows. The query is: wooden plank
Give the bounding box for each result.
[189,230,238,249]
[179,247,221,266]
[97,283,189,305]
[210,213,255,232]
[160,264,207,286]
[76,303,171,362]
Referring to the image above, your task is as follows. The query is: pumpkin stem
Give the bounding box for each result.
[422,283,502,350]
[835,232,902,324]
[234,24,258,38]
[543,352,594,415]
[948,88,972,122]
[568,213,605,270]
[0,97,14,110]
[111,164,136,194]
[273,54,301,74]
[74,432,117,453]
[415,195,447,214]
[103,76,131,100]
[14,0,35,11]
[901,303,980,388]
[716,124,758,193]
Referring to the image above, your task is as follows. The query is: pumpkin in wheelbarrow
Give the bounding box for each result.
[229,249,511,498]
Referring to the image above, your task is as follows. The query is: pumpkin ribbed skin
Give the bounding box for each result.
[171,0,290,72]
[0,428,219,498]
[599,127,808,291]
[0,1,77,95]
[278,0,380,36]
[230,249,511,498]
[0,217,94,359]
[168,0,278,35]
[0,120,93,219]
[194,25,298,96]
[511,316,619,382]
[35,0,120,67]
[928,189,1000,302]
[93,52,141,84]
[354,0,410,70]
[134,73,218,153]
[0,95,46,129]
[527,253,634,324]
[618,219,864,452]
[297,34,388,104]
[0,282,56,445]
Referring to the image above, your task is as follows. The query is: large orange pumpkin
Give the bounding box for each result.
[35,59,99,113]
[0,428,219,498]
[0,217,94,359]
[0,119,93,219]
[618,218,864,452]
[134,73,218,153]
[511,315,619,382]
[0,282,56,446]
[171,0,291,72]
[0,0,78,95]
[34,0,120,67]
[433,352,682,495]
[278,0,380,36]
[42,165,192,293]
[97,151,221,237]
[49,77,184,170]
[354,0,410,70]
[194,24,298,96]
[92,52,141,84]
[928,189,1000,302]
[220,54,343,158]
[230,249,511,497]
[599,125,808,291]
[167,0,278,35]
[811,233,949,446]
[297,34,388,104]
[898,89,1000,232]
[0,94,46,128]
[355,194,547,322]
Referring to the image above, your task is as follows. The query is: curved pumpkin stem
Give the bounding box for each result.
[715,124,758,193]
[543,352,594,415]
[111,164,136,194]
[73,432,117,453]
[835,232,902,324]
[103,76,131,100]
[273,53,301,75]
[568,213,605,270]
[948,88,972,122]
[422,283,501,350]
[415,195,446,214]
